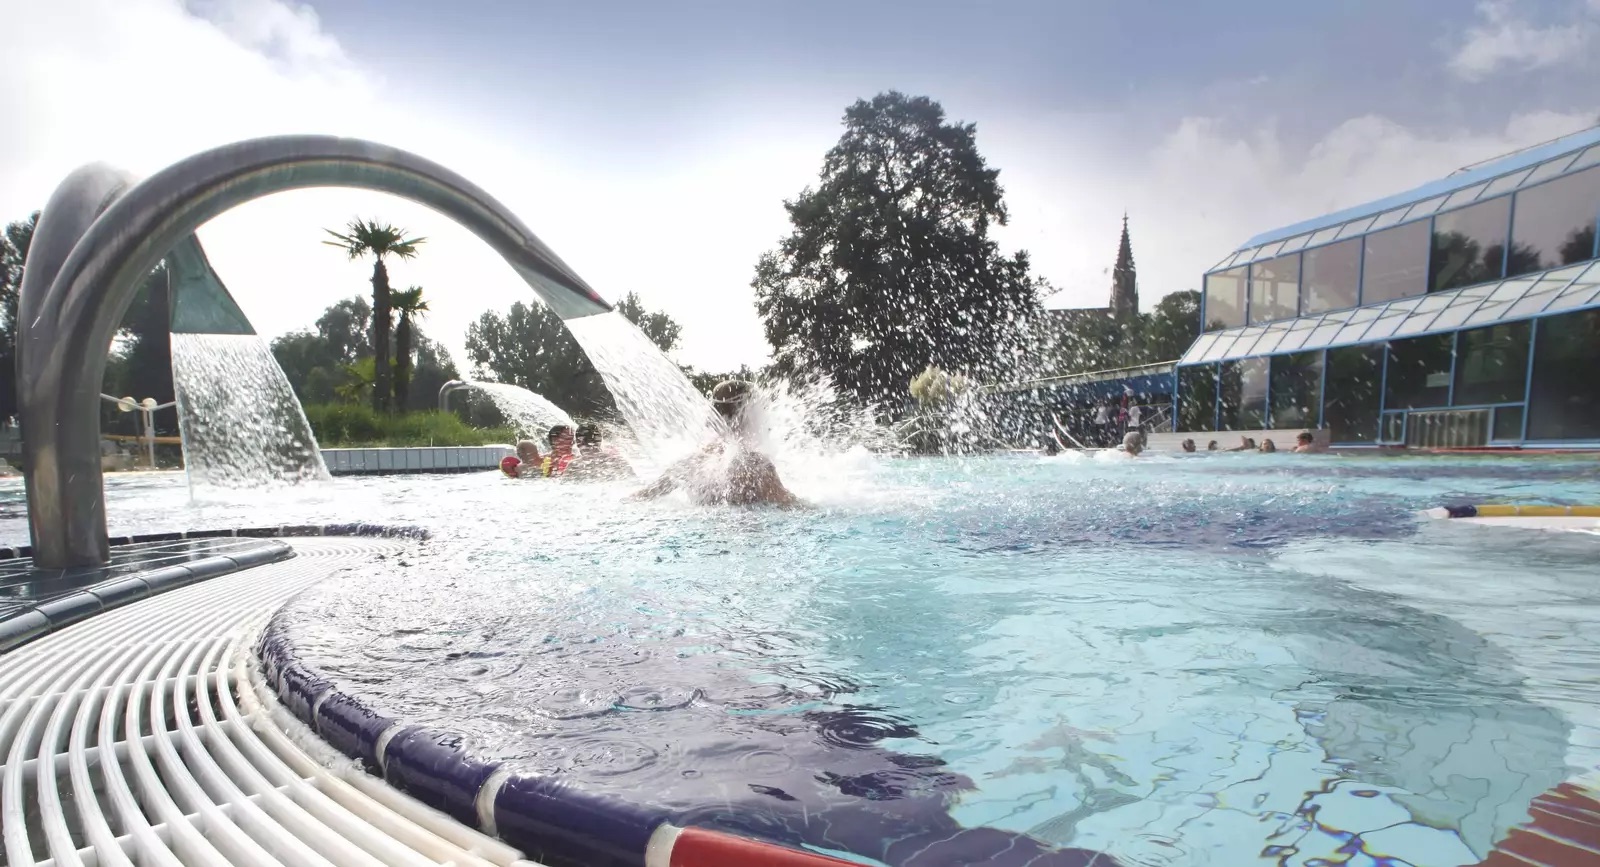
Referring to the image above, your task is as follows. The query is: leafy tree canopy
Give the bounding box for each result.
[754,91,1041,407]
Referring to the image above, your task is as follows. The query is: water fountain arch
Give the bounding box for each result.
[20,135,613,569]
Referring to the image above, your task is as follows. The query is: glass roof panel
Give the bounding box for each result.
[1367,206,1413,231]
[1279,233,1314,253]
[1181,332,1219,364]
[1568,145,1600,174]
[1425,286,1494,331]
[1308,226,1344,247]
[1462,278,1539,326]
[1275,318,1322,352]
[1360,307,1414,342]
[1335,216,1377,239]
[1481,168,1534,198]
[1440,182,1491,211]
[1506,273,1578,318]
[1520,151,1581,187]
[1227,326,1270,357]
[1200,332,1240,362]
[1255,240,1286,260]
[1544,276,1600,314]
[1404,194,1451,221]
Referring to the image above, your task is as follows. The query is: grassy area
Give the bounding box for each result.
[302,404,517,448]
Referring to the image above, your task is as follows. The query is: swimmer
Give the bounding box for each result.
[570,422,635,480]
[514,440,543,478]
[1226,436,1256,452]
[629,380,801,507]
[1259,439,1277,453]
[1293,430,1326,453]
[1181,438,1196,453]
[1207,440,1219,451]
[542,425,577,477]
[1120,430,1144,457]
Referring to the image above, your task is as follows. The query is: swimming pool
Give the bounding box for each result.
[8,452,1600,866]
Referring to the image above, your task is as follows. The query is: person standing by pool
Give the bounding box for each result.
[629,380,801,507]
[1091,402,1110,446]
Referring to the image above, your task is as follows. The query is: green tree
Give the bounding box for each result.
[322,220,424,414]
[389,286,429,413]
[0,212,38,422]
[753,91,1040,406]
[270,296,371,405]
[1141,290,1201,363]
[464,292,680,415]
[101,264,177,435]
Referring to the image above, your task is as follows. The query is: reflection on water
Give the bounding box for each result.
[3,454,1598,865]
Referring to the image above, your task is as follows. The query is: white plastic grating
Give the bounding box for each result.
[0,537,541,867]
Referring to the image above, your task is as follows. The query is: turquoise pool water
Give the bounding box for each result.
[5,452,1599,866]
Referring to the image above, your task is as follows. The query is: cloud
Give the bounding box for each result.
[990,107,1598,314]
[0,0,821,373]
[1448,0,1598,81]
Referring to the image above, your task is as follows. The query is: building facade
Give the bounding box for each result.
[1178,127,1600,448]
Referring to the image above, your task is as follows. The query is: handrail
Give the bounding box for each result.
[979,360,1179,393]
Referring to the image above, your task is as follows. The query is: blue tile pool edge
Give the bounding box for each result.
[0,523,434,655]
[255,607,682,867]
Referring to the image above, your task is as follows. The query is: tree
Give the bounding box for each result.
[322,220,424,414]
[390,286,430,413]
[1141,290,1201,363]
[271,296,371,405]
[101,264,177,435]
[465,292,680,416]
[0,212,38,423]
[753,92,1040,407]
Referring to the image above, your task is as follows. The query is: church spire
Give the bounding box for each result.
[1110,213,1138,316]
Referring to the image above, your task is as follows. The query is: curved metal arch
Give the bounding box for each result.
[21,135,613,568]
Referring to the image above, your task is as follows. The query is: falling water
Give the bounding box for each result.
[565,312,723,475]
[461,380,575,440]
[169,333,330,489]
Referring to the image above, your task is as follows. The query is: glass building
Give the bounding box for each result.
[1178,126,1600,447]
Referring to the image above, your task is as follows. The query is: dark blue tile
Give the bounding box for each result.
[140,565,195,590]
[35,592,102,626]
[276,663,333,721]
[88,576,152,606]
[382,728,501,828]
[0,610,50,653]
[494,773,668,867]
[315,692,395,765]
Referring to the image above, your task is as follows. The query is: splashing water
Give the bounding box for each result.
[461,380,575,440]
[169,333,329,490]
[565,312,722,475]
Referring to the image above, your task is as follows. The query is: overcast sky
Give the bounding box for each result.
[3,0,1599,371]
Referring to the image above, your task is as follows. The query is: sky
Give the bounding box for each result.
[2,0,1599,373]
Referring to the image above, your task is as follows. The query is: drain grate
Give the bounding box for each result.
[0,537,539,867]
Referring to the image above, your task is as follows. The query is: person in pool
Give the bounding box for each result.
[1120,430,1144,457]
[542,425,578,477]
[570,422,634,480]
[629,380,801,507]
[507,440,543,478]
[1293,430,1326,453]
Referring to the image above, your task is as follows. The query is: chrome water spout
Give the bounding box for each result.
[20,136,613,568]
[438,380,470,413]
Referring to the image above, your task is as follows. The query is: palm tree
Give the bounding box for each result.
[322,220,425,413]
[389,286,430,413]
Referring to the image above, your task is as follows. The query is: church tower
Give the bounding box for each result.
[1110,214,1139,317]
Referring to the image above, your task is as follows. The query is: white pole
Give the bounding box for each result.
[143,409,156,468]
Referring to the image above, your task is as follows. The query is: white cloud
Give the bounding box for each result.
[1448,0,1597,81]
[3,0,1597,383]
[0,0,820,373]
[986,108,1598,314]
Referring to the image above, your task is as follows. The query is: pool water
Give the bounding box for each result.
[6,452,1600,866]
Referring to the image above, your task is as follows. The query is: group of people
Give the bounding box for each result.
[500,422,631,480]
[1086,395,1147,447]
[1175,431,1326,454]
[501,380,803,507]
[1106,429,1326,458]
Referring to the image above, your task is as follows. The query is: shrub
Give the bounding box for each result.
[301,404,515,447]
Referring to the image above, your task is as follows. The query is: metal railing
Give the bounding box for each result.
[978,360,1179,394]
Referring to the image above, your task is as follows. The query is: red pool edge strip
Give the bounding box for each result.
[648,823,864,867]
